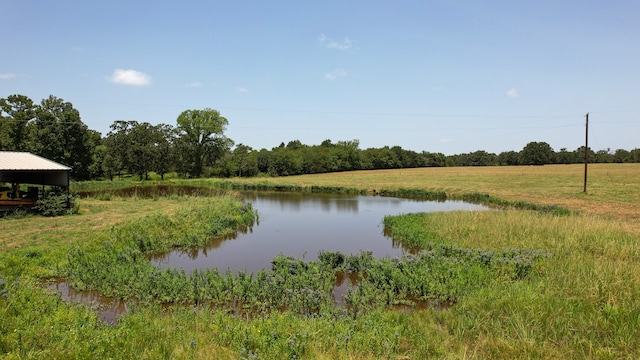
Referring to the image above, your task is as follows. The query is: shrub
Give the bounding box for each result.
[34,190,78,216]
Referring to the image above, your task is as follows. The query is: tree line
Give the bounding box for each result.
[2,94,639,180]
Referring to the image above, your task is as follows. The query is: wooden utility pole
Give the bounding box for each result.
[583,113,589,193]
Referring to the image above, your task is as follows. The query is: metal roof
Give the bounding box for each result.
[0,151,71,171]
[0,152,71,186]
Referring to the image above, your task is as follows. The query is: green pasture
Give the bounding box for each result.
[1,164,639,359]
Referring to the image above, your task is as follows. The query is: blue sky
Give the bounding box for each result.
[1,1,639,155]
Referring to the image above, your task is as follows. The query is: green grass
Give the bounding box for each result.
[2,164,640,358]
[382,210,640,358]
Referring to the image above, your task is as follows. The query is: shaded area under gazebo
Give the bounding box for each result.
[0,151,71,210]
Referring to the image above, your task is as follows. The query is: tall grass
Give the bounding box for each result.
[382,210,640,358]
[3,165,640,358]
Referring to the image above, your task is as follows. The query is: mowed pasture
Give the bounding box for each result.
[232,163,640,229]
[1,163,639,359]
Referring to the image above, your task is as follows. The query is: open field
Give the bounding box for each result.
[2,163,640,358]
[229,163,640,230]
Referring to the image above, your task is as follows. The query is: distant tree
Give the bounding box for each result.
[105,120,135,176]
[466,150,497,166]
[421,151,447,167]
[175,108,233,178]
[335,140,362,171]
[32,95,93,179]
[555,147,577,164]
[362,147,401,169]
[497,151,520,166]
[612,149,630,163]
[0,94,36,151]
[243,149,259,177]
[128,122,162,180]
[105,121,173,180]
[629,148,640,163]
[0,113,7,150]
[573,146,596,165]
[389,145,425,168]
[231,143,258,177]
[286,140,304,150]
[153,124,176,180]
[268,146,303,176]
[89,144,107,179]
[101,150,121,181]
[594,148,614,163]
[86,130,105,178]
[519,141,554,165]
[256,148,271,174]
[301,146,330,173]
[320,139,333,147]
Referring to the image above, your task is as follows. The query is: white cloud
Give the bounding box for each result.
[186,81,203,88]
[440,138,454,143]
[235,86,249,93]
[324,68,347,80]
[108,69,152,86]
[0,73,16,80]
[506,88,518,98]
[318,34,353,50]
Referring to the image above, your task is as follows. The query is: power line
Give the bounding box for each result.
[73,99,591,120]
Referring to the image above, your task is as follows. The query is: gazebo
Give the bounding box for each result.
[0,151,72,208]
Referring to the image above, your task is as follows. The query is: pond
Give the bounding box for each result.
[54,189,489,322]
[150,191,488,274]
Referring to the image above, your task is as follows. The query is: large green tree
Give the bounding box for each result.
[175,108,233,178]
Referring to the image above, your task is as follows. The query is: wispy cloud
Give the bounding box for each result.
[235,86,249,93]
[0,73,16,80]
[318,34,353,50]
[324,68,347,81]
[440,138,454,143]
[186,81,203,88]
[506,88,518,98]
[108,69,152,86]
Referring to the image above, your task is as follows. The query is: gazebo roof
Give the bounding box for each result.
[0,152,71,186]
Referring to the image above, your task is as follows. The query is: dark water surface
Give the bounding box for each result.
[151,191,487,274]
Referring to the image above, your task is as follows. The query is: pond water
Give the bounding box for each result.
[150,191,488,274]
[55,188,488,323]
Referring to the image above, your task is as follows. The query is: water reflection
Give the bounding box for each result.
[151,191,487,274]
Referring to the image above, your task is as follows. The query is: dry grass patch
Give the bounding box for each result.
[0,197,187,251]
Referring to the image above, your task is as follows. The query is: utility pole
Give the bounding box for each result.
[584,113,589,193]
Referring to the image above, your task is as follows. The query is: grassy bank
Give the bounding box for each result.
[2,164,639,358]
